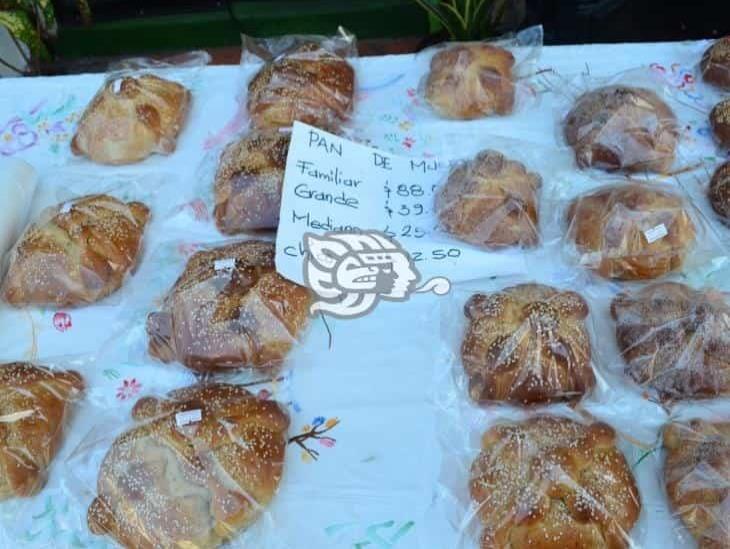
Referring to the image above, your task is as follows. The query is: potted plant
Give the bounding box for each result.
[412,0,525,41]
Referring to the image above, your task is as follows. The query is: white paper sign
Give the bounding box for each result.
[275,122,527,285]
[214,257,236,272]
[644,224,668,243]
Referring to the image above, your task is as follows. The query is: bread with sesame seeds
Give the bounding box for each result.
[0,362,84,500]
[214,130,290,233]
[247,43,355,131]
[146,240,312,373]
[664,419,730,549]
[563,85,678,173]
[435,149,541,249]
[461,283,595,406]
[1,194,150,307]
[701,36,730,89]
[470,415,641,548]
[425,44,515,119]
[87,383,289,548]
[566,183,696,280]
[611,282,730,401]
[72,74,191,165]
[710,98,730,149]
[709,161,730,225]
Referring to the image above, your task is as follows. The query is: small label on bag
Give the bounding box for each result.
[644,224,668,243]
[60,202,73,214]
[214,258,235,272]
[175,409,202,427]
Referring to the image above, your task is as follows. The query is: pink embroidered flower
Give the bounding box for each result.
[318,437,336,448]
[116,378,142,400]
[185,198,209,221]
[52,312,72,332]
[402,136,415,149]
[257,389,271,400]
[177,242,200,257]
[0,117,38,156]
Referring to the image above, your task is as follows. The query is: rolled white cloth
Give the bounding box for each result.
[0,158,38,260]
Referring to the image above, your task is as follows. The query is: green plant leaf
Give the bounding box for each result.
[0,9,49,60]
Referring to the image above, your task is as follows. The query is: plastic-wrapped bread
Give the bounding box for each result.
[611,282,730,401]
[461,283,595,405]
[87,383,288,548]
[71,74,191,165]
[564,85,678,173]
[146,240,312,373]
[664,419,730,549]
[470,415,641,548]
[247,43,355,131]
[0,362,84,500]
[425,44,515,119]
[436,149,541,249]
[701,36,730,89]
[1,194,150,307]
[214,131,290,233]
[566,183,696,280]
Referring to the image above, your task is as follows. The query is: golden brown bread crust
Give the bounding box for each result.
[709,161,730,226]
[146,240,312,373]
[471,416,641,548]
[0,362,84,500]
[566,184,696,280]
[425,44,515,119]
[701,36,730,89]
[564,86,678,173]
[611,282,730,401]
[436,150,541,249]
[664,419,730,549]
[214,131,291,233]
[461,283,595,405]
[87,383,289,549]
[72,74,191,165]
[2,194,150,307]
[247,43,355,130]
[710,98,730,148]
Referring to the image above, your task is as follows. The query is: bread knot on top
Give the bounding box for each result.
[611,282,730,401]
[471,416,641,549]
[461,283,594,405]
[425,44,515,119]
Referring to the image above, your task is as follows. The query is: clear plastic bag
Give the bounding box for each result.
[662,417,730,548]
[0,361,84,501]
[563,180,724,281]
[609,281,730,403]
[0,159,38,274]
[241,27,357,132]
[419,25,543,120]
[146,239,312,373]
[1,191,150,308]
[67,382,289,548]
[700,36,730,90]
[434,148,542,250]
[432,406,644,549]
[71,51,210,165]
[555,69,682,174]
[441,274,601,407]
[213,129,291,234]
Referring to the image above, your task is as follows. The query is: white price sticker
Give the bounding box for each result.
[214,258,236,272]
[175,409,202,427]
[644,224,668,243]
[59,202,73,214]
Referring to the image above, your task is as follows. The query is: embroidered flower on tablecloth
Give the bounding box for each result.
[116,378,142,400]
[0,117,38,156]
[289,416,340,462]
[52,312,72,332]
